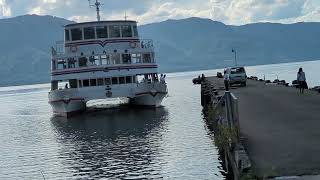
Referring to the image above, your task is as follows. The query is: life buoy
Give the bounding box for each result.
[130,42,136,48]
[70,45,78,53]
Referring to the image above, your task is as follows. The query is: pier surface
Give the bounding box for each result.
[206,76,320,177]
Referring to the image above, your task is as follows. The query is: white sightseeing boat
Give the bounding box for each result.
[48,0,168,117]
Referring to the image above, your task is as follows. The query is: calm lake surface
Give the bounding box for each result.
[0,72,224,179]
[0,60,319,179]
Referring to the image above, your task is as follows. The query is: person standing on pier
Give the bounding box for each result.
[297,67,306,94]
[224,69,230,91]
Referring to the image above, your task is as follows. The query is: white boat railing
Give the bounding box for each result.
[54,40,65,55]
[137,39,154,50]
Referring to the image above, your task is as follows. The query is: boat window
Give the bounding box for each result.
[110,54,121,64]
[152,73,159,82]
[143,54,152,63]
[89,56,100,66]
[78,57,88,67]
[119,77,125,84]
[109,25,120,38]
[57,59,66,69]
[133,25,138,37]
[58,80,70,90]
[133,76,137,83]
[132,53,142,63]
[112,77,118,84]
[151,52,155,63]
[96,26,108,38]
[94,56,100,65]
[67,58,76,68]
[105,78,111,85]
[83,79,89,87]
[122,54,132,64]
[78,80,82,88]
[89,56,95,66]
[84,27,96,40]
[121,25,132,37]
[71,28,83,41]
[101,55,110,65]
[137,75,145,83]
[51,81,58,90]
[90,79,97,86]
[126,76,132,84]
[69,79,78,88]
[65,29,70,41]
[97,78,104,86]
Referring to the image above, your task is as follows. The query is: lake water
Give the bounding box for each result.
[0,72,224,179]
[1,60,320,179]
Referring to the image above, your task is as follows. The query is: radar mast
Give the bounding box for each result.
[88,0,103,21]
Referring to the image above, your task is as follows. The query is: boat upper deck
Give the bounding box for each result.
[64,20,139,43]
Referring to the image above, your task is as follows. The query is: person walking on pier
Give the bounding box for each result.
[224,69,230,91]
[297,67,306,94]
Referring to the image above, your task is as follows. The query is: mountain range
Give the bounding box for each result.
[0,15,320,86]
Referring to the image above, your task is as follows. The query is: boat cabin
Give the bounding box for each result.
[52,21,156,71]
[64,21,139,42]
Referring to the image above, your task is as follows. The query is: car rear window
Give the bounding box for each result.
[231,67,245,74]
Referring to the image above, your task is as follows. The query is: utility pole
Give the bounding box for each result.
[232,49,237,66]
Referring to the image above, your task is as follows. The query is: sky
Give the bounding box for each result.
[1,0,320,25]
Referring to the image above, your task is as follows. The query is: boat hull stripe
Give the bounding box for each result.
[135,91,167,97]
[65,39,140,47]
[49,98,85,104]
[51,65,158,76]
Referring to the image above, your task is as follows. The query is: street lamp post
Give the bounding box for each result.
[232,49,237,66]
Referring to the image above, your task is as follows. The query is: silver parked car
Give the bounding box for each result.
[225,67,247,86]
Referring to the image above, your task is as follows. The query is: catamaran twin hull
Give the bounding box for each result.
[49,82,168,117]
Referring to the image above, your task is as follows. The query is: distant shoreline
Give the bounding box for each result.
[1,59,319,89]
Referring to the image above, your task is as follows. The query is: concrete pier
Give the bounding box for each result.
[203,76,320,178]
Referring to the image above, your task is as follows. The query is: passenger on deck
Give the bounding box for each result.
[297,67,307,94]
[89,56,95,65]
[224,70,230,91]
[160,74,164,83]
[154,74,159,82]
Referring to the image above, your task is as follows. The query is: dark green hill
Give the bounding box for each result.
[0,15,320,86]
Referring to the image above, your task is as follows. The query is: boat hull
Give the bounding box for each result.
[49,99,86,117]
[131,92,167,107]
[48,82,167,116]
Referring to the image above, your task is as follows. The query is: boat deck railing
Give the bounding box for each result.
[54,40,65,56]
[137,39,154,50]
[52,39,155,58]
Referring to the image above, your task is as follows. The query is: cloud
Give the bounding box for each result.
[0,0,11,17]
[224,0,305,24]
[136,2,213,24]
[1,0,320,25]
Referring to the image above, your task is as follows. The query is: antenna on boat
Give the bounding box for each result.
[88,0,103,21]
[124,12,128,21]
